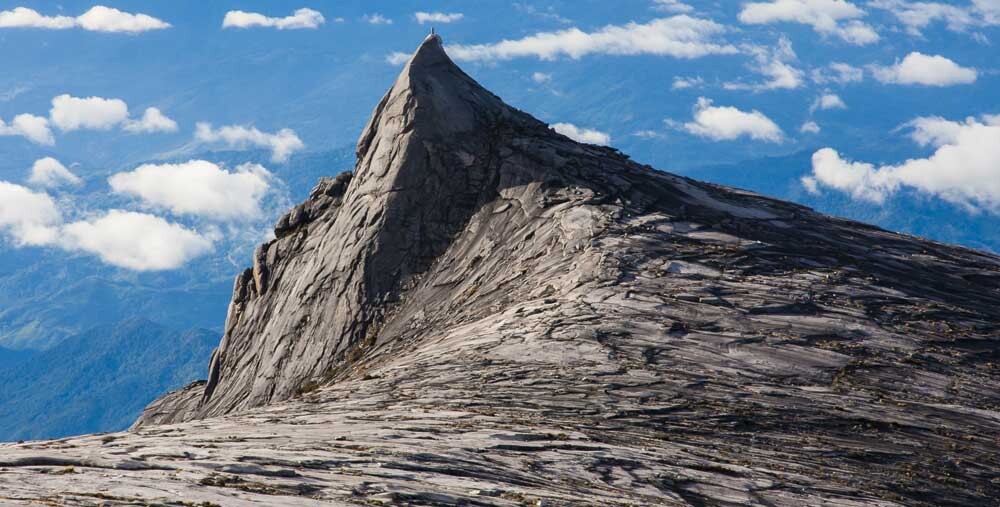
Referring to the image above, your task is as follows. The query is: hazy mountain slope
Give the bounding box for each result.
[686,151,1000,254]
[1,36,998,506]
[0,319,216,441]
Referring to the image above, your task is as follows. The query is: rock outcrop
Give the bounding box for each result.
[3,35,1000,506]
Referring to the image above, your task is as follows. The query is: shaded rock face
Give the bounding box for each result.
[54,34,1000,505]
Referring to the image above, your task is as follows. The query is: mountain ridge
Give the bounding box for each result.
[2,35,999,506]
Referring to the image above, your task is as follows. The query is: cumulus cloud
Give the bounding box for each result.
[870,52,977,86]
[738,0,879,45]
[0,114,54,145]
[653,0,695,13]
[811,93,847,112]
[0,176,216,270]
[223,8,325,30]
[415,12,463,24]
[61,210,214,271]
[803,115,1000,212]
[76,5,170,33]
[812,62,864,85]
[49,94,129,131]
[869,0,1000,35]
[551,123,611,145]
[28,157,82,188]
[122,107,178,133]
[443,16,738,61]
[195,123,305,163]
[0,181,62,246]
[679,97,784,142]
[0,6,169,33]
[800,121,822,134]
[364,14,393,25]
[726,37,804,92]
[109,160,272,220]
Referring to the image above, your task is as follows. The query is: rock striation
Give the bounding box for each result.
[2,35,1000,506]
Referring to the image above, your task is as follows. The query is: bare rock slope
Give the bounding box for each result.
[2,35,1000,506]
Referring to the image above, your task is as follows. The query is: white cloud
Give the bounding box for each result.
[62,210,214,271]
[738,0,879,45]
[870,52,977,86]
[0,114,54,145]
[0,7,75,29]
[680,97,784,142]
[725,37,804,92]
[75,5,170,33]
[869,0,1000,35]
[811,93,847,112]
[803,115,1000,212]
[386,52,411,65]
[672,76,705,89]
[0,181,62,246]
[109,160,272,220]
[812,62,864,84]
[443,16,738,61]
[123,107,178,133]
[0,178,216,270]
[415,12,463,24]
[0,6,170,33]
[195,123,305,163]
[364,14,393,25]
[652,0,694,13]
[223,8,325,30]
[49,94,129,132]
[532,72,553,83]
[28,157,82,188]
[551,123,611,145]
[801,121,821,134]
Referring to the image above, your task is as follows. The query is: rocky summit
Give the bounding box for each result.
[2,35,1000,507]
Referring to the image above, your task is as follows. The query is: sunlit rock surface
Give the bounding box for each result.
[2,35,999,506]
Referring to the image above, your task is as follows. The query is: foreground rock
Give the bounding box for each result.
[2,35,999,506]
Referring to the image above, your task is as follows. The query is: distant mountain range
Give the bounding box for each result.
[0,146,353,441]
[684,150,1000,254]
[0,319,216,441]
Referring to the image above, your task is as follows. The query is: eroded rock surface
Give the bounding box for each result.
[2,35,999,506]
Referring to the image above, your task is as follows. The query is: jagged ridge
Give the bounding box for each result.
[79,34,1000,505]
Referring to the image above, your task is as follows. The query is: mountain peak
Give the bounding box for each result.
[357,32,533,161]
[124,40,1000,506]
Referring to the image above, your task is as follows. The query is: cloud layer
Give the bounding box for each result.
[61,210,214,271]
[0,6,169,33]
[870,52,977,86]
[122,107,178,133]
[444,16,738,61]
[0,114,54,145]
[223,8,324,30]
[0,177,216,270]
[28,158,82,188]
[803,115,1000,212]
[195,123,304,162]
[50,94,129,131]
[109,160,272,220]
[551,123,611,145]
[870,0,1000,35]
[680,97,784,142]
[0,181,62,246]
[738,0,879,45]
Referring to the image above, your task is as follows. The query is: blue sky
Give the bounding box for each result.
[0,0,998,272]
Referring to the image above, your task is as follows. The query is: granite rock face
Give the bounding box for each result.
[2,35,1000,506]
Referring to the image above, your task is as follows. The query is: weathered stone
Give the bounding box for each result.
[2,35,999,506]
